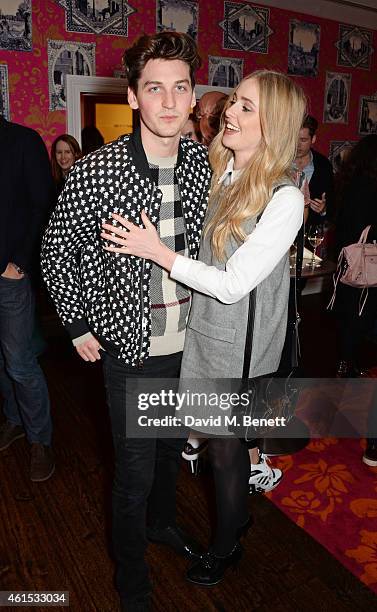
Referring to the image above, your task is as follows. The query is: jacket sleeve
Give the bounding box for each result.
[41,164,97,339]
[309,152,334,224]
[15,129,56,272]
[170,186,303,304]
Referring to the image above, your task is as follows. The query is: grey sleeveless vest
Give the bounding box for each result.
[180,192,291,380]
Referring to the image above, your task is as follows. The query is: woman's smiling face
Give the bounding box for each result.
[222,78,262,168]
[55,140,75,174]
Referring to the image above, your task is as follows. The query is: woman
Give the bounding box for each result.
[181,113,201,141]
[101,70,306,584]
[333,135,377,465]
[196,90,228,146]
[334,134,377,378]
[51,134,82,195]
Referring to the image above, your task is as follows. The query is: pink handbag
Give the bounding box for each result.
[328,225,377,315]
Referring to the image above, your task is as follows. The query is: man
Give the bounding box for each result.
[0,116,55,481]
[41,32,211,611]
[295,115,334,226]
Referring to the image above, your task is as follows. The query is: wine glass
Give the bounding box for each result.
[306,225,324,268]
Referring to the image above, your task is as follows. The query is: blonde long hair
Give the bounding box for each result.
[205,70,307,260]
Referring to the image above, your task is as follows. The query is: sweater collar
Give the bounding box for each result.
[127,126,184,180]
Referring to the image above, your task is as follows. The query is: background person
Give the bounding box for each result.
[51,134,82,195]
[102,70,306,586]
[0,116,55,482]
[334,134,377,379]
[295,114,334,226]
[196,90,228,147]
[181,113,201,141]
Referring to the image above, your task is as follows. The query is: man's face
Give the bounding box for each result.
[128,58,196,140]
[296,127,316,159]
[297,128,316,158]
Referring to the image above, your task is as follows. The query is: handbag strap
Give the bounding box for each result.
[290,220,304,367]
[359,225,372,244]
[242,186,303,379]
[327,248,345,311]
[295,220,304,281]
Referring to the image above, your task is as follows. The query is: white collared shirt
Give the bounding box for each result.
[218,157,243,186]
[170,165,304,304]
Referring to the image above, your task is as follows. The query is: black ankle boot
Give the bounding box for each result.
[186,543,243,586]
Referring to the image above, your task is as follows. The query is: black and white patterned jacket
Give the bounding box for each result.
[41,128,211,366]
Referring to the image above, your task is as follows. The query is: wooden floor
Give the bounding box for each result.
[0,293,376,612]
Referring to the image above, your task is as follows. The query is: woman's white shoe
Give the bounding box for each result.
[248,453,283,494]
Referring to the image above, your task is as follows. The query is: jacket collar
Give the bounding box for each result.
[126,126,185,181]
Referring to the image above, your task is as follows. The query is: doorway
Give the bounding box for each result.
[81,92,135,145]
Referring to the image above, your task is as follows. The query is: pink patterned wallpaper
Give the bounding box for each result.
[0,0,376,156]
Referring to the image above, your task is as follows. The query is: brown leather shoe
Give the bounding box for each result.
[0,422,25,451]
[30,443,55,482]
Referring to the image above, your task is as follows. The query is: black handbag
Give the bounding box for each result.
[230,216,309,455]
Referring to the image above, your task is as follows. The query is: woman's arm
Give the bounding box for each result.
[171,186,303,303]
[101,186,303,304]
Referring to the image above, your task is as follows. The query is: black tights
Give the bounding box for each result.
[208,436,250,556]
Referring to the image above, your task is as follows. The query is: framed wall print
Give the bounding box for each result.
[358,94,377,135]
[219,2,273,54]
[323,71,351,124]
[0,0,32,51]
[335,24,374,70]
[288,20,320,77]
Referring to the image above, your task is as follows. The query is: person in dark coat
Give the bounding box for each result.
[0,117,56,481]
[334,134,377,465]
[295,115,334,226]
[334,135,377,373]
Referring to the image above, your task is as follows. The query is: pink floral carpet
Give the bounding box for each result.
[268,437,377,594]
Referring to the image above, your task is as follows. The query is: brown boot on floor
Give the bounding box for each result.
[0,422,25,451]
[30,443,55,482]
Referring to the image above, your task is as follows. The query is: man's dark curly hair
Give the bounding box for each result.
[123,32,201,92]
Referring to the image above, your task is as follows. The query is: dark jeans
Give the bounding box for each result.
[0,275,52,445]
[102,351,184,602]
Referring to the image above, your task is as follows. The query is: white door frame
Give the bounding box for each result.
[66,75,232,146]
[66,75,128,146]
